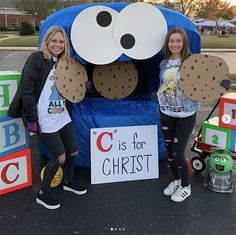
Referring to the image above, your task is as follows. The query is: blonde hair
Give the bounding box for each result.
[163,28,191,64]
[40,25,70,60]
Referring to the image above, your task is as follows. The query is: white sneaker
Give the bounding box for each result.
[163,180,181,196]
[171,185,191,202]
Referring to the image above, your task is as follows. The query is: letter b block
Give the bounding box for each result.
[0,148,32,195]
[219,93,236,130]
[0,71,21,117]
[0,116,29,157]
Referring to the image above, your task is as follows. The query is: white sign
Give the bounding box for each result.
[90,125,158,184]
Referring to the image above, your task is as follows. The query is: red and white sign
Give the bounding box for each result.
[90,125,158,184]
[0,148,32,195]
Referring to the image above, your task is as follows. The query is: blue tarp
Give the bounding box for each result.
[39,3,201,168]
[39,97,166,168]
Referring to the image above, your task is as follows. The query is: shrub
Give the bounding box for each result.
[0,27,8,31]
[19,22,35,35]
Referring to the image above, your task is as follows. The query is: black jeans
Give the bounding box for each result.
[38,122,78,194]
[160,112,196,187]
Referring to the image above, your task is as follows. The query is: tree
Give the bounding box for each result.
[15,0,55,21]
[19,21,35,35]
[53,0,88,10]
[161,0,205,18]
[196,0,234,22]
[15,0,87,21]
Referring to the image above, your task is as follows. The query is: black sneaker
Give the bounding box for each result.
[36,192,60,209]
[63,181,87,195]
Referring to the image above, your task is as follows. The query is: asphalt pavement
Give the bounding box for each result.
[1,50,236,235]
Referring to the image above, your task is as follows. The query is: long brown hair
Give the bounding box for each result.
[163,28,191,64]
[40,25,70,60]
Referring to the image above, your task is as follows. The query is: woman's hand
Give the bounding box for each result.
[220,79,231,91]
[27,121,42,134]
[85,80,92,90]
[150,91,158,100]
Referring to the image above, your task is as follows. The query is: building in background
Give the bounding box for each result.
[0,0,40,30]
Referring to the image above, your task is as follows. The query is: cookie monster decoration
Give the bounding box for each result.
[39,2,200,167]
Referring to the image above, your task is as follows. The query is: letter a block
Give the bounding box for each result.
[0,148,32,195]
[219,93,236,130]
[0,71,21,117]
[201,116,231,150]
[0,116,29,157]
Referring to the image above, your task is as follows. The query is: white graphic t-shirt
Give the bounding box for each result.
[37,64,71,133]
[158,58,195,118]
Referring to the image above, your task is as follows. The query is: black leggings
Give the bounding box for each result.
[160,112,196,187]
[38,122,78,194]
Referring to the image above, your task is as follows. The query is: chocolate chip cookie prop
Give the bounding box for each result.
[179,54,229,102]
[55,58,88,103]
[93,61,138,99]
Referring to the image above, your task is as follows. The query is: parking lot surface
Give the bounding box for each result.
[1,51,236,235]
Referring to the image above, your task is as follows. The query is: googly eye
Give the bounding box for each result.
[221,158,226,163]
[214,157,220,161]
[113,2,167,60]
[71,6,121,65]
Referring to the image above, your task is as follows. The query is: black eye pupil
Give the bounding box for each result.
[120,34,135,50]
[96,11,112,27]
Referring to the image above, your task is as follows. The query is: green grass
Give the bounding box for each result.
[0,34,8,39]
[0,35,38,47]
[0,31,19,35]
[200,34,236,48]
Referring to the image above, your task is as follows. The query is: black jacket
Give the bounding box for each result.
[7,51,55,123]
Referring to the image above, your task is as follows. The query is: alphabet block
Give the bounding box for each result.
[0,71,21,117]
[0,148,32,195]
[0,116,29,157]
[231,130,236,152]
[219,93,236,130]
[201,116,231,150]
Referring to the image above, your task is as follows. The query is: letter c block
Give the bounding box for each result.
[0,148,32,195]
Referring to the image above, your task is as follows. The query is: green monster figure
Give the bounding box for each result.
[208,149,233,175]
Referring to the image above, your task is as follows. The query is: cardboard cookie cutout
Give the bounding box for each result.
[55,58,88,103]
[179,54,229,102]
[93,61,138,99]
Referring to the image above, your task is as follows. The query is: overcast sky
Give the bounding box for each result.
[230,0,236,6]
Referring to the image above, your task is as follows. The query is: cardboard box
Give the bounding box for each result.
[201,116,231,150]
[0,71,21,116]
[0,148,32,195]
[0,116,29,158]
[219,93,236,130]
